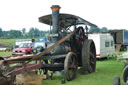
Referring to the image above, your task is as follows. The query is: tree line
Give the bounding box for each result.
[0,27,49,39]
[0,26,109,39]
[89,27,109,33]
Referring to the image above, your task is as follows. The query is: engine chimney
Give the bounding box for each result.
[51,5,61,42]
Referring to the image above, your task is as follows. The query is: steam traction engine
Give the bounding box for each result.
[38,5,97,80]
[0,5,97,85]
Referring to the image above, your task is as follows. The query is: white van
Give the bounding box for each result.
[88,33,115,58]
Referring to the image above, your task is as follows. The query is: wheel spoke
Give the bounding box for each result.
[89,52,95,59]
[89,51,95,71]
[90,61,95,65]
[69,56,76,69]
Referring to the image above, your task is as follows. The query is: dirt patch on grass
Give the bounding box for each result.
[16,71,43,85]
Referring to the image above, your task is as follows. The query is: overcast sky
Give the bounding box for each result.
[0,0,128,31]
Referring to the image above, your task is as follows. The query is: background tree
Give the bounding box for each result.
[0,28,3,37]
[28,27,35,38]
[0,27,49,39]
[89,26,100,33]
[28,27,42,38]
[100,27,109,32]
[34,28,40,37]
[8,30,22,38]
[22,28,26,37]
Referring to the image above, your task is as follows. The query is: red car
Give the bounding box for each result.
[12,43,33,55]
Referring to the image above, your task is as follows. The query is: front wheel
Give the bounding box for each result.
[64,52,78,81]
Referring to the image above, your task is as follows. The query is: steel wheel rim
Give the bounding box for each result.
[89,42,96,72]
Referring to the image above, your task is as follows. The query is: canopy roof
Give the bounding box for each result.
[39,13,97,28]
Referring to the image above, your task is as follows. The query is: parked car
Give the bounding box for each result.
[37,37,47,42]
[88,33,115,58]
[33,42,46,54]
[32,37,51,54]
[12,43,33,55]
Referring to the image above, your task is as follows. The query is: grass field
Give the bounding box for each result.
[0,39,34,46]
[0,51,12,57]
[0,39,16,46]
[44,58,124,85]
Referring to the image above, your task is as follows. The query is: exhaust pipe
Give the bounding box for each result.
[51,5,61,42]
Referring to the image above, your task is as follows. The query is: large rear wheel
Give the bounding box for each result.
[82,39,96,73]
[64,52,78,81]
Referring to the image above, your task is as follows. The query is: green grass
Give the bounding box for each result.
[44,58,124,85]
[0,39,16,46]
[0,51,12,57]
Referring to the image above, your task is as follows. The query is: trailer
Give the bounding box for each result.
[0,5,97,85]
[88,33,115,58]
[15,39,35,47]
[109,30,128,51]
